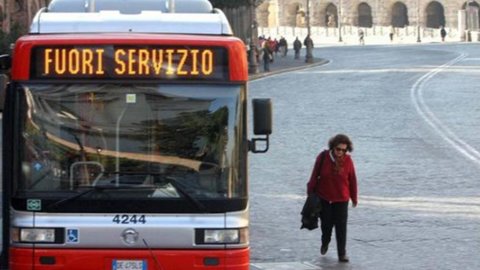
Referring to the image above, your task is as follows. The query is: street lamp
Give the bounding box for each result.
[248,0,259,74]
[416,0,421,42]
[338,0,343,42]
[305,0,314,63]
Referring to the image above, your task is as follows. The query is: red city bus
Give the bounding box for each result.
[0,0,272,269]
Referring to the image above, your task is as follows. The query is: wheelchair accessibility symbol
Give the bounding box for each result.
[66,229,79,243]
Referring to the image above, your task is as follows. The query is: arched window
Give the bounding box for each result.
[257,2,270,27]
[462,1,480,30]
[391,2,409,27]
[358,3,372,27]
[325,3,338,27]
[287,3,304,27]
[426,1,445,28]
[461,1,480,9]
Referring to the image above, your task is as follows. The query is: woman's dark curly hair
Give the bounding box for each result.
[328,134,353,152]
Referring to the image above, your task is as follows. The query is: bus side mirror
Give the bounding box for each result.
[0,54,11,71]
[250,98,272,153]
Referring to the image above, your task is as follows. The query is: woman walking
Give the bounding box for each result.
[307,134,358,262]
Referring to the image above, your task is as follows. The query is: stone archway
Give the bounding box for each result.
[391,2,409,27]
[358,2,372,27]
[426,1,445,28]
[325,3,338,27]
[462,1,480,30]
[257,2,270,27]
[461,1,480,10]
[285,2,304,27]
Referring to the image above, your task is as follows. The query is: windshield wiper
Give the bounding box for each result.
[46,184,155,210]
[48,172,207,212]
[104,171,207,212]
[164,176,207,212]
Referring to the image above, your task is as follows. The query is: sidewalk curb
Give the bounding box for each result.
[249,58,330,81]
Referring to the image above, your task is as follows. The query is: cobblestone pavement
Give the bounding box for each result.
[248,43,480,270]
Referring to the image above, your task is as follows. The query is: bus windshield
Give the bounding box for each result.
[16,83,246,203]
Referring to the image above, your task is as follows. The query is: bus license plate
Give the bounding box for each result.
[112,260,146,270]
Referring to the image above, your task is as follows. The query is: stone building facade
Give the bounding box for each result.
[257,0,479,30]
[1,1,478,43]
[1,0,48,34]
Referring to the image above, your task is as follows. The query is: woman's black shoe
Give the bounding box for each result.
[338,255,349,263]
[320,245,328,255]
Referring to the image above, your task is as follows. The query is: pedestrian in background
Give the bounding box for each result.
[389,26,394,42]
[303,34,313,49]
[293,37,302,59]
[440,26,447,42]
[273,38,279,57]
[279,36,288,57]
[307,134,358,263]
[262,42,272,72]
[266,37,276,62]
[303,34,314,62]
[358,29,365,45]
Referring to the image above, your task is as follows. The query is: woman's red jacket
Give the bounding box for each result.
[307,151,358,205]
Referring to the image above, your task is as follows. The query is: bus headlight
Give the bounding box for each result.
[196,228,248,245]
[12,228,57,243]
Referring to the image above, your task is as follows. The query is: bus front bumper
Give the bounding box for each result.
[10,247,249,270]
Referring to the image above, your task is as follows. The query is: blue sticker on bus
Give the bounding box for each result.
[66,229,79,243]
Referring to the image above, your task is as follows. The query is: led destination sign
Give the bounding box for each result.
[31,45,228,80]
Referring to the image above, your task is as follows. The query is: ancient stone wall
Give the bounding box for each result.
[258,0,478,29]
[1,0,48,33]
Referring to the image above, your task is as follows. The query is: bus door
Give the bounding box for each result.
[0,56,12,268]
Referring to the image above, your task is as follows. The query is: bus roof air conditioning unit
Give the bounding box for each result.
[32,0,232,35]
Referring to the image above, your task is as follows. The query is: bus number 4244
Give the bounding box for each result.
[113,214,147,224]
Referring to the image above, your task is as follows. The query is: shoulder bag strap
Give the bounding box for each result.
[314,150,326,192]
